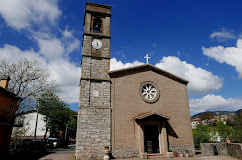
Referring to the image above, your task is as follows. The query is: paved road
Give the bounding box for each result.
[115,156,238,160]
[39,145,75,160]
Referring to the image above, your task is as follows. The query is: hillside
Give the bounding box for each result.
[191,109,241,119]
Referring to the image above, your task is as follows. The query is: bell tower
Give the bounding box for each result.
[76,2,112,160]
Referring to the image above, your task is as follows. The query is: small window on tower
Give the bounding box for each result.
[93,17,102,33]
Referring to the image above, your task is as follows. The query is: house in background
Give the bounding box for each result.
[191,115,229,129]
[13,110,50,139]
[0,75,21,153]
[191,117,201,129]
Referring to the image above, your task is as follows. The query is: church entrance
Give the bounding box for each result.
[144,125,160,154]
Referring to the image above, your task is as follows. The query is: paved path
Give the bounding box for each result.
[39,145,75,160]
[115,156,238,160]
[38,146,238,160]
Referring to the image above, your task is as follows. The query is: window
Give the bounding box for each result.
[93,17,102,33]
[140,81,160,103]
[8,101,14,122]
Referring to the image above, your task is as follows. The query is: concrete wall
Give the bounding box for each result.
[201,143,242,159]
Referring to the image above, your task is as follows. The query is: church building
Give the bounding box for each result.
[76,2,195,160]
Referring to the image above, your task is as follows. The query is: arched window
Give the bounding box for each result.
[93,17,102,33]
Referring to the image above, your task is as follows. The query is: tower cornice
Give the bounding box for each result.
[83,32,111,39]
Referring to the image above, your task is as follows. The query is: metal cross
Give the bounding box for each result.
[144,54,150,64]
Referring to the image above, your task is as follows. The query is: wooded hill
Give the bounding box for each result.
[191,109,241,119]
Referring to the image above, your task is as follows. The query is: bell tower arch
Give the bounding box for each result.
[76,2,112,160]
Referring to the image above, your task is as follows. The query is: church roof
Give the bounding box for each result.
[135,112,171,120]
[108,64,189,85]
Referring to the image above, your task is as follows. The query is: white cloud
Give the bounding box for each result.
[35,29,80,59]
[202,39,242,78]
[155,56,223,95]
[110,56,223,96]
[38,38,65,60]
[62,29,73,38]
[0,1,81,103]
[189,94,242,115]
[210,30,235,41]
[0,0,61,30]
[0,36,81,103]
[110,58,144,71]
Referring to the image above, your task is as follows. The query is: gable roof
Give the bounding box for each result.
[108,64,189,85]
[135,112,170,120]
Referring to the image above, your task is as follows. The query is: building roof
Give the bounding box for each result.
[108,64,189,85]
[15,109,37,117]
[192,117,201,121]
[0,86,21,100]
[135,112,170,120]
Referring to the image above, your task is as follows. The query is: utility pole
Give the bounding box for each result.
[65,125,68,146]
[34,102,39,140]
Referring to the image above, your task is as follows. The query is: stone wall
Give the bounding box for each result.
[81,56,110,80]
[112,147,139,158]
[76,107,111,160]
[201,143,242,159]
[82,35,110,58]
[79,80,111,107]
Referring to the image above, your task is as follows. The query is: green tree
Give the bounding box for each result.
[193,124,212,149]
[227,113,242,143]
[216,121,231,142]
[38,92,70,140]
[67,110,77,139]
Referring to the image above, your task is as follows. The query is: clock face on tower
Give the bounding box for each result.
[92,39,102,49]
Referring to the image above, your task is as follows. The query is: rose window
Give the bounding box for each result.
[140,82,160,103]
[142,84,157,100]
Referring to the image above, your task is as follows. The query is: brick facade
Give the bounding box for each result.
[110,66,195,157]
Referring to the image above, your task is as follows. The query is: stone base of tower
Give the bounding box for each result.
[75,107,111,160]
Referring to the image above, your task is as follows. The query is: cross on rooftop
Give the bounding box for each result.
[144,54,150,64]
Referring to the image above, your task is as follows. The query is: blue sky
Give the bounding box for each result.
[0,0,241,115]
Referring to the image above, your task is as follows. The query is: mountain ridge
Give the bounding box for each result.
[191,109,241,119]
